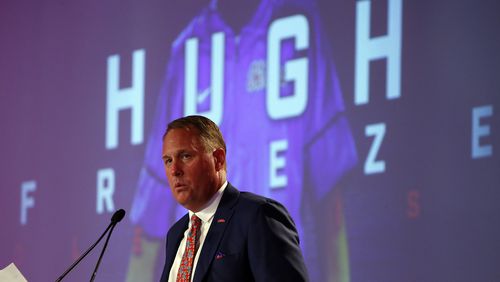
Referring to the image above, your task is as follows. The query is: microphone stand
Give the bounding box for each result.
[55,209,125,282]
[55,223,114,282]
[89,222,117,281]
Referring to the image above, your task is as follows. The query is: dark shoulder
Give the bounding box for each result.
[232,191,300,247]
[238,191,278,208]
[237,192,296,226]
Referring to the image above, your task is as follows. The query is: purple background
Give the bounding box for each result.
[1,0,499,281]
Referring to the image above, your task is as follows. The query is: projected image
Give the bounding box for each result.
[2,0,499,281]
[127,0,356,281]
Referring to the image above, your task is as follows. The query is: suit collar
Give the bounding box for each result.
[193,183,240,282]
[190,181,228,224]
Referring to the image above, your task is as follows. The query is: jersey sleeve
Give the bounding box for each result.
[304,12,357,201]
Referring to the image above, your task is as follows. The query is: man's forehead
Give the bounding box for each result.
[164,127,192,139]
[162,128,203,152]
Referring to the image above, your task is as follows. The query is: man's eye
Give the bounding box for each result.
[181,154,191,160]
[164,158,172,164]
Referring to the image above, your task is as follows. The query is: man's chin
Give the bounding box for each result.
[174,193,190,206]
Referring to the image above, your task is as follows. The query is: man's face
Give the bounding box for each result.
[162,128,221,212]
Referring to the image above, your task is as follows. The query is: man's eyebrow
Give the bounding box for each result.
[161,149,188,160]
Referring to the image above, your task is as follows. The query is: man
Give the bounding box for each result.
[159,115,309,282]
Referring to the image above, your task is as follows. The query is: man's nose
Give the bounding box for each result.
[170,161,183,177]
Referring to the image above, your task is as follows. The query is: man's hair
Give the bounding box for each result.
[164,115,227,155]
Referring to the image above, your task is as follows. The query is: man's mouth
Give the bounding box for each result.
[174,183,187,190]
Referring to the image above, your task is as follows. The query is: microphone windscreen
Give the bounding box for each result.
[111,209,126,223]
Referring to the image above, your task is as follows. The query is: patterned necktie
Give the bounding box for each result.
[176,214,202,282]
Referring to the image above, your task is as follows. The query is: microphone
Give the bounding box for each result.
[111,208,126,224]
[55,209,126,282]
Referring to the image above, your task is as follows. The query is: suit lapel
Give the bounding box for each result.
[165,214,189,273]
[193,184,240,282]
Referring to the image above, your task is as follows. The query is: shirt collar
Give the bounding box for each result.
[189,181,228,224]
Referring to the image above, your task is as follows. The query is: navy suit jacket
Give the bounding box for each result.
[160,183,309,282]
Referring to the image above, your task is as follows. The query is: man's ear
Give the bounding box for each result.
[213,148,226,171]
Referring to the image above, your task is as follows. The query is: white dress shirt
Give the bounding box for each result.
[167,181,228,282]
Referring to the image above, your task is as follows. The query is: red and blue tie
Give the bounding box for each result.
[176,215,202,282]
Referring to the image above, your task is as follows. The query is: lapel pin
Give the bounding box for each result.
[216,251,225,260]
[216,218,225,223]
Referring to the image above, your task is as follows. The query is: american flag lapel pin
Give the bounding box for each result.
[216,218,225,223]
[216,251,225,260]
